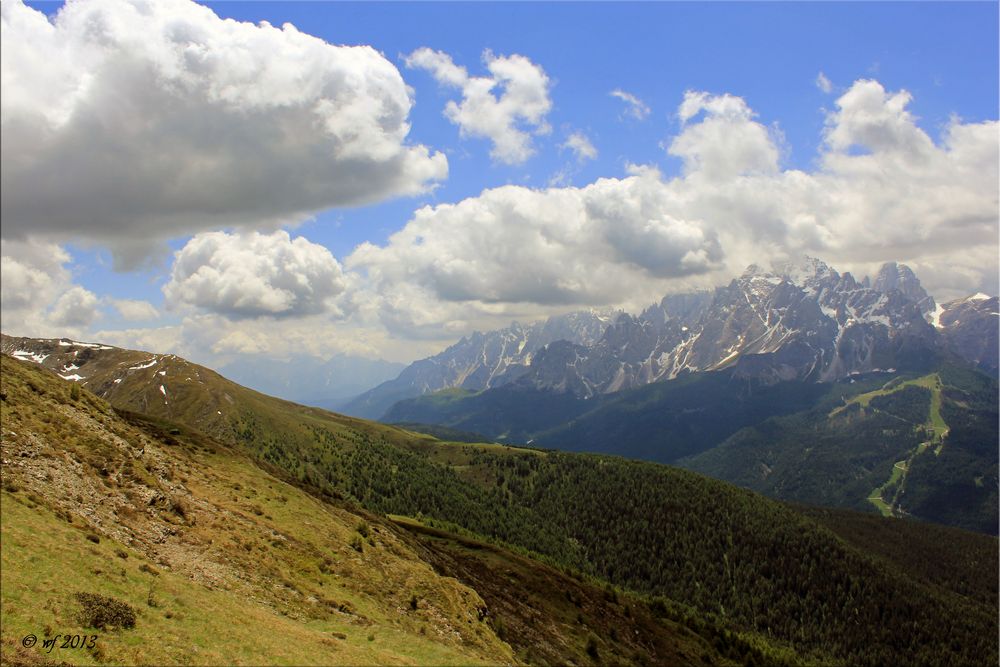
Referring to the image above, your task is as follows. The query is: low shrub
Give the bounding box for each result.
[75,592,136,629]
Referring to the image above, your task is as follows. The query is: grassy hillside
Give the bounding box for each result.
[682,367,998,533]
[0,355,514,666]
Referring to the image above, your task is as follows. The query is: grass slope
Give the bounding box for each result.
[0,355,513,666]
[2,354,729,667]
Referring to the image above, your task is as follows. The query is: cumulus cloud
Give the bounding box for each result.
[405,47,552,164]
[822,79,932,156]
[112,299,159,322]
[0,239,71,315]
[163,230,347,319]
[670,91,781,181]
[346,168,724,337]
[816,72,833,94]
[49,286,101,328]
[563,132,598,162]
[0,239,103,336]
[0,0,446,265]
[610,89,651,120]
[345,79,997,338]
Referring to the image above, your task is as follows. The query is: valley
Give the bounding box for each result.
[2,342,997,665]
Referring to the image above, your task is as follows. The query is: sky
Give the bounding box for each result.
[1,0,998,369]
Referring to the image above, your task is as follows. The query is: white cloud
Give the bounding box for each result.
[670,91,781,181]
[0,0,447,266]
[49,286,101,328]
[610,89,651,120]
[90,325,184,358]
[0,239,71,315]
[0,239,103,337]
[163,230,347,319]
[822,79,932,156]
[112,299,159,322]
[93,314,441,366]
[346,168,724,337]
[816,71,833,94]
[405,47,552,165]
[563,132,598,162]
[345,80,998,339]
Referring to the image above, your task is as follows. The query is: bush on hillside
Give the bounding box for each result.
[75,592,136,629]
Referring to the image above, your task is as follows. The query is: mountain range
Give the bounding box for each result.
[346,258,997,421]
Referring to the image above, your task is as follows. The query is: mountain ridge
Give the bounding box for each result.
[342,257,996,419]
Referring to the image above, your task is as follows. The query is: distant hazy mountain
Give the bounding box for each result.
[218,354,405,409]
[341,309,619,419]
[935,293,999,374]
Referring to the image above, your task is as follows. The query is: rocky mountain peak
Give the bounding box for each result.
[346,259,993,414]
[870,262,935,314]
[770,256,838,287]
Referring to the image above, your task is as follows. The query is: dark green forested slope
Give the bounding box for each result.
[681,366,998,534]
[383,370,841,460]
[386,363,997,534]
[798,505,997,611]
[384,384,594,444]
[441,448,997,666]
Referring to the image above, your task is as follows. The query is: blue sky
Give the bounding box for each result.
[4,0,998,364]
[212,0,999,256]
